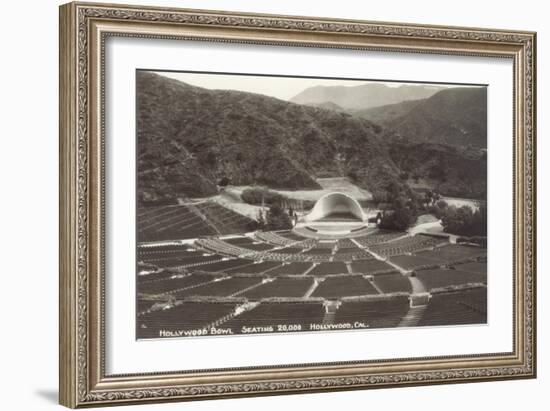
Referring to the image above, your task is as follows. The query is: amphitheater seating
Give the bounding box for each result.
[139,249,206,263]
[350,259,394,275]
[373,273,413,294]
[332,250,372,261]
[334,297,410,328]
[369,234,447,257]
[275,247,305,254]
[221,236,277,251]
[226,261,282,274]
[195,238,247,257]
[413,250,446,263]
[137,298,160,314]
[414,268,486,291]
[303,248,333,255]
[172,277,263,298]
[277,231,307,241]
[419,244,486,262]
[137,270,177,282]
[354,231,406,247]
[336,239,359,249]
[419,287,487,326]
[196,237,374,264]
[307,262,348,276]
[266,262,313,275]
[223,236,255,245]
[390,255,442,271]
[137,273,217,295]
[196,258,255,273]
[334,245,361,254]
[194,202,255,235]
[258,251,328,263]
[241,278,314,299]
[135,223,489,338]
[138,205,217,242]
[223,301,325,330]
[138,245,196,257]
[311,276,379,298]
[314,241,338,249]
[254,231,298,246]
[454,261,487,274]
[240,243,277,251]
[138,202,254,243]
[137,205,192,229]
[137,302,238,338]
[143,254,223,269]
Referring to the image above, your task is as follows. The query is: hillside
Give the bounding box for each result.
[305,101,347,112]
[384,87,487,148]
[137,71,405,205]
[353,99,425,124]
[387,142,487,199]
[290,83,442,111]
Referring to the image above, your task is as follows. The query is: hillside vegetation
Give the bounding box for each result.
[388,142,487,199]
[137,72,486,205]
[353,99,426,124]
[137,71,405,205]
[379,87,487,149]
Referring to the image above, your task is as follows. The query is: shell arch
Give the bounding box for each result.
[305,192,365,222]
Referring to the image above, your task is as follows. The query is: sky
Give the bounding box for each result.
[153,70,458,102]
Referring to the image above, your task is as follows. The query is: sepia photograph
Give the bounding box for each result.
[135,70,488,340]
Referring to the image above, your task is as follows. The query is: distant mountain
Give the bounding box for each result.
[290,83,443,111]
[383,87,487,148]
[136,71,405,205]
[353,99,425,124]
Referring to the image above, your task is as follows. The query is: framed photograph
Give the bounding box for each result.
[59,2,537,408]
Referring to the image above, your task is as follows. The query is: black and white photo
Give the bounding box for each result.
[135,70,488,339]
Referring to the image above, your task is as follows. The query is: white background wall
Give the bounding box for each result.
[0,0,546,409]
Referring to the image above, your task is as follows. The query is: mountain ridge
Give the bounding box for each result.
[385,87,487,148]
[290,83,443,110]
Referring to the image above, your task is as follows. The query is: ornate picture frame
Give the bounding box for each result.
[59,2,536,408]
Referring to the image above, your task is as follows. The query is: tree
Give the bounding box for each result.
[218,176,230,187]
[347,169,359,182]
[288,205,294,218]
[440,205,487,236]
[265,204,292,231]
[256,208,266,230]
[379,194,417,231]
[424,190,434,207]
[427,199,448,219]
[441,206,472,234]
[423,190,441,207]
[436,199,448,210]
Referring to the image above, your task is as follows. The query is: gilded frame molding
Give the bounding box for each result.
[59,2,536,408]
